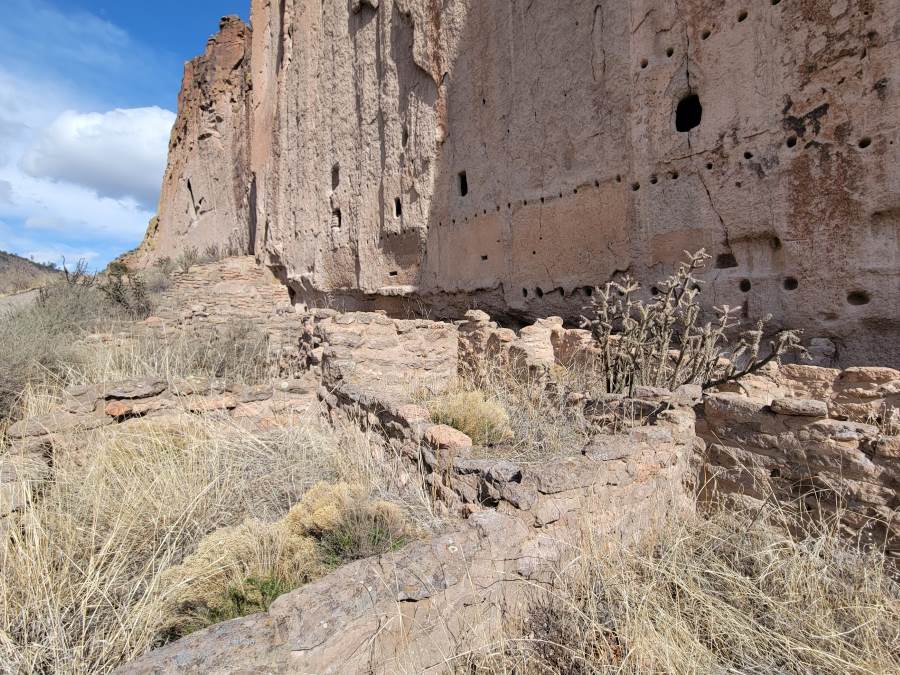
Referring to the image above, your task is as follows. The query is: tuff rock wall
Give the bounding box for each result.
[140,1,900,366]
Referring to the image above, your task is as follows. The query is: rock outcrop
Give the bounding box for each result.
[138,1,899,367]
[128,16,252,263]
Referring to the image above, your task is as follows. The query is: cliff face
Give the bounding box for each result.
[133,16,252,262]
[146,1,900,366]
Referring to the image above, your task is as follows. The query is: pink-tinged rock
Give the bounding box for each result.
[105,398,174,419]
[423,425,472,451]
[186,396,238,413]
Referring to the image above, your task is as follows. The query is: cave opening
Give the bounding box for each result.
[458,171,468,197]
[676,93,702,132]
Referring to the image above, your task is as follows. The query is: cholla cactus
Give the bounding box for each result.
[581,249,805,395]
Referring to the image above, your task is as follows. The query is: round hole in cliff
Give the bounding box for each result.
[402,126,409,147]
[666,47,674,57]
[786,136,797,148]
[650,175,658,184]
[706,161,713,170]
[540,196,545,203]
[744,151,754,159]
[737,10,748,22]
[584,286,594,297]
[573,187,578,194]
[522,288,528,298]
[536,287,544,298]
[701,29,711,40]
[739,279,752,293]
[507,202,511,209]
[615,174,622,183]
[594,179,600,187]
[524,199,528,206]
[640,58,648,69]
[858,137,872,149]
[670,171,679,179]
[735,181,743,188]
[675,93,702,132]
[770,467,781,478]
[771,0,781,5]
[650,286,660,296]
[847,290,871,305]
[772,236,783,250]
[632,182,641,191]
[783,277,799,291]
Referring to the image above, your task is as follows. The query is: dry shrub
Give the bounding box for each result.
[427,390,513,446]
[581,249,805,395]
[0,280,124,420]
[163,481,409,635]
[0,408,424,674]
[176,246,199,273]
[469,508,900,674]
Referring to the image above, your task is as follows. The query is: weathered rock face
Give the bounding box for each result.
[129,16,252,263]
[145,2,900,366]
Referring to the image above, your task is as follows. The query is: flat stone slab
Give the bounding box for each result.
[104,378,167,400]
[770,397,828,417]
[8,411,111,439]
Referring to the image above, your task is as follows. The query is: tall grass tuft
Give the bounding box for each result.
[466,506,900,674]
[0,409,427,674]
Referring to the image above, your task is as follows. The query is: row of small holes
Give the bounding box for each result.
[523,286,594,299]
[439,132,875,225]
[640,6,765,69]
[740,278,799,293]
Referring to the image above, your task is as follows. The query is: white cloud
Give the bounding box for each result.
[21,107,174,210]
[0,166,153,242]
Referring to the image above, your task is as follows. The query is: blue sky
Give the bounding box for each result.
[0,0,246,269]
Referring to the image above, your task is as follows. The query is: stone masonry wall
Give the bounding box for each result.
[147,256,305,378]
[699,365,899,558]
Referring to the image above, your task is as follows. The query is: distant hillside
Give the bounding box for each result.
[0,250,61,295]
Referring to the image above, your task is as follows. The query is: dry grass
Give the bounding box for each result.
[424,362,608,462]
[60,321,271,387]
[427,390,513,446]
[0,282,125,420]
[466,506,900,674]
[0,403,434,674]
[163,481,410,635]
[0,277,271,424]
